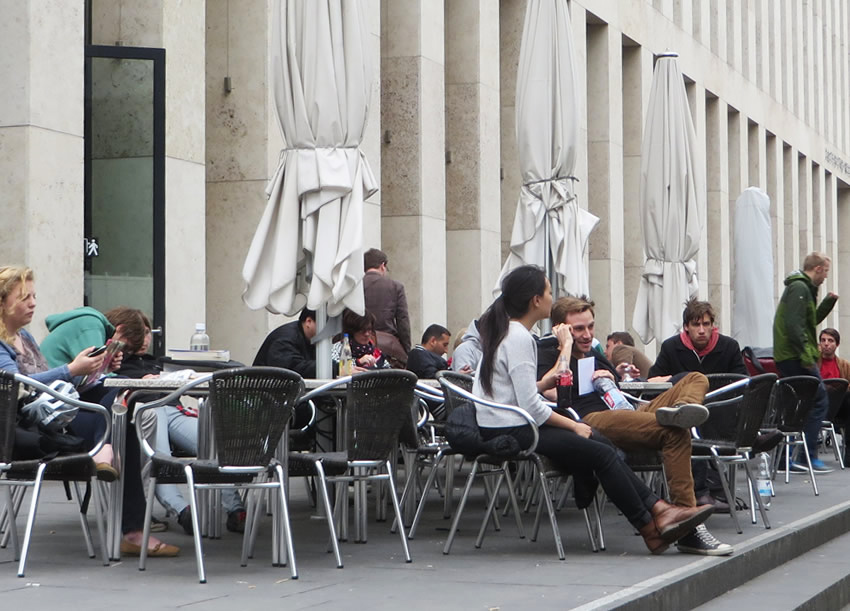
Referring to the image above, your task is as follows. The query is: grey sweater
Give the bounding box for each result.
[473,321,553,428]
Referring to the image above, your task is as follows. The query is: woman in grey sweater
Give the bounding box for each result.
[474,265,712,554]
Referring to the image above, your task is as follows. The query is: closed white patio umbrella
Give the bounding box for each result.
[632,53,704,344]
[498,0,598,299]
[241,0,375,376]
[732,187,774,347]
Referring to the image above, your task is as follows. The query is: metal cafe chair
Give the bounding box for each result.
[133,367,302,583]
[300,369,415,564]
[821,377,849,469]
[0,372,110,577]
[439,379,573,560]
[763,375,821,496]
[691,374,776,533]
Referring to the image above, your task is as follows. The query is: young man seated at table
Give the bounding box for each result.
[406,324,451,379]
[536,296,732,556]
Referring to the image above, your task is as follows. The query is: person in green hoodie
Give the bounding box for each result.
[773,252,839,472]
[40,306,114,368]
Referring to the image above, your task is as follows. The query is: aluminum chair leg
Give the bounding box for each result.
[184,467,206,583]
[383,461,411,563]
[274,466,299,578]
[475,471,506,548]
[90,477,109,566]
[798,439,819,496]
[581,508,599,553]
[501,463,526,538]
[312,461,342,568]
[72,482,95,558]
[243,489,257,567]
[18,463,46,577]
[593,494,606,550]
[2,485,20,559]
[536,468,565,560]
[481,474,501,532]
[139,476,158,571]
[714,458,742,534]
[407,452,446,539]
[443,455,456,518]
[443,460,479,554]
[742,460,770,529]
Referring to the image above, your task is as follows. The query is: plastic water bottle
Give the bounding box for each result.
[592,376,633,411]
[339,334,353,376]
[189,323,210,351]
[756,452,772,508]
[556,355,573,410]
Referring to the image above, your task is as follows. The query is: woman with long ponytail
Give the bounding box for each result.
[473,265,712,554]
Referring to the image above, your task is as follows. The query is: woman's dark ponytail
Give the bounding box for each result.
[478,265,547,395]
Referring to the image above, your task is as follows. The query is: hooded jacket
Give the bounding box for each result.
[773,271,837,367]
[40,307,113,369]
[451,319,482,372]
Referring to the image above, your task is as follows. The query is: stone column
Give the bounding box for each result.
[783,145,800,272]
[705,98,730,320]
[838,187,850,332]
[726,0,742,73]
[812,163,825,252]
[687,83,708,301]
[381,0,446,340]
[748,123,767,189]
[693,0,711,48]
[0,2,85,339]
[725,109,747,330]
[710,0,727,62]
[204,0,270,362]
[444,0,501,336]
[622,45,654,339]
[798,155,813,257]
[586,23,624,335]
[765,134,785,300]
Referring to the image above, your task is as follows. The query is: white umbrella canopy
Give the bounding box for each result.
[632,53,704,344]
[732,187,774,347]
[498,0,598,298]
[242,0,376,318]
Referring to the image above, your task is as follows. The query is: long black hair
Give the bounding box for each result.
[478,265,547,395]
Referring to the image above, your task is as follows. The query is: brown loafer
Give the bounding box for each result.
[651,500,714,543]
[120,538,180,557]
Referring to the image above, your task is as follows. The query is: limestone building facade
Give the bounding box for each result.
[2,0,849,363]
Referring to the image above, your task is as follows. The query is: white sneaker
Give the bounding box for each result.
[655,403,709,428]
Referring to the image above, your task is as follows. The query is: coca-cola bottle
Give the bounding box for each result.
[556,355,573,411]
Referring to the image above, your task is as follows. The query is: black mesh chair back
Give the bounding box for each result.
[822,378,849,422]
[0,371,18,465]
[768,375,820,432]
[435,371,473,419]
[209,367,303,467]
[706,373,749,394]
[344,369,418,461]
[699,373,777,449]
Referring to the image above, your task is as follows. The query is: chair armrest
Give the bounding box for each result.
[619,391,651,405]
[440,379,539,454]
[415,382,444,401]
[704,378,750,401]
[299,376,352,404]
[543,400,581,421]
[15,373,112,459]
[131,373,214,457]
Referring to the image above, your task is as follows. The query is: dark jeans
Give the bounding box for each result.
[480,424,658,529]
[70,384,146,534]
[776,360,829,460]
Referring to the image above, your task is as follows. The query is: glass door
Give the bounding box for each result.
[85,45,165,354]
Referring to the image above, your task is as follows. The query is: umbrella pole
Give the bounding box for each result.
[315,304,332,379]
[541,212,553,336]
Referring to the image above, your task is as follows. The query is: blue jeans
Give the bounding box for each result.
[776,360,829,460]
[153,406,244,515]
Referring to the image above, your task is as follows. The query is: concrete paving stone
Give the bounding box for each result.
[2,456,849,610]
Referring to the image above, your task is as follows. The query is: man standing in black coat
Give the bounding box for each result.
[253,308,317,377]
[648,298,747,381]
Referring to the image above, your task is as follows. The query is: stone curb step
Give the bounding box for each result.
[696,529,850,610]
[574,499,850,610]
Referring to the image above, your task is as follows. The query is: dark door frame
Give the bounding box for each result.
[84,44,166,355]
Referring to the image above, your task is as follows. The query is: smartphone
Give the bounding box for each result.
[89,345,108,357]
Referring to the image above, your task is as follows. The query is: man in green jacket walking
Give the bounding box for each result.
[773,252,839,471]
